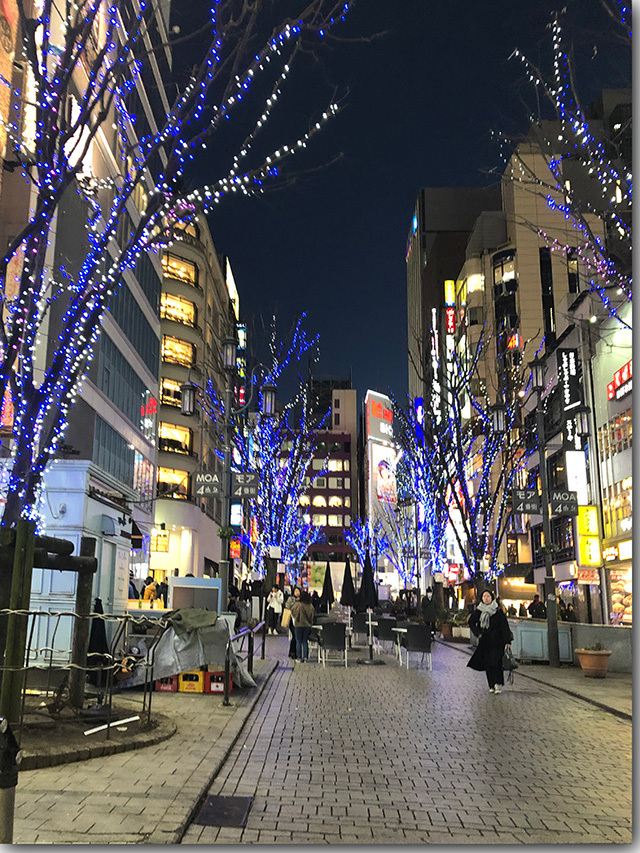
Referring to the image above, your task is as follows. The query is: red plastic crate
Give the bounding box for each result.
[204,671,232,694]
[155,675,178,692]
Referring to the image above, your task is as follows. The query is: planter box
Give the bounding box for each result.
[441,625,453,638]
[452,626,462,638]
[575,649,612,678]
[459,626,471,640]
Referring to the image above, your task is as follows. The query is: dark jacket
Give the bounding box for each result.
[528,599,547,619]
[421,594,437,622]
[290,600,315,628]
[467,607,513,671]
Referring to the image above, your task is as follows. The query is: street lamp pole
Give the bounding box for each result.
[529,357,560,668]
[219,343,236,613]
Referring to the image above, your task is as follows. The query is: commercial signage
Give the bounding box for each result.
[511,488,541,514]
[229,538,242,560]
[550,490,578,516]
[607,359,632,401]
[578,536,601,567]
[371,442,399,505]
[194,471,221,496]
[557,348,584,451]
[577,506,599,536]
[603,546,618,562]
[445,307,456,335]
[577,568,600,584]
[365,390,394,444]
[231,471,258,498]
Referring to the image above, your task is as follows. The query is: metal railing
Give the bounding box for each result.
[223,620,265,706]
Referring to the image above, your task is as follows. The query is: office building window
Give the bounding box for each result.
[312,458,325,470]
[312,514,326,527]
[150,530,170,552]
[314,477,326,489]
[328,477,343,490]
[162,335,195,367]
[162,252,199,285]
[160,377,182,408]
[344,515,351,527]
[328,459,343,472]
[93,416,135,488]
[567,250,580,294]
[328,495,343,507]
[157,466,189,499]
[299,495,310,506]
[334,398,340,409]
[158,422,192,455]
[328,514,342,527]
[133,452,154,512]
[334,413,340,426]
[312,495,327,507]
[161,293,197,327]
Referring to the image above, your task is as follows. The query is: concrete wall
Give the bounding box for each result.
[572,623,632,673]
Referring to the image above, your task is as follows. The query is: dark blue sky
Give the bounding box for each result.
[198,0,627,404]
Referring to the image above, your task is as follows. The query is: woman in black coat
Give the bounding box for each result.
[467,589,513,693]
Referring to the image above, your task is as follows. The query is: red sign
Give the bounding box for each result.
[370,400,393,423]
[577,568,600,585]
[229,538,241,560]
[445,307,456,335]
[607,359,632,400]
[140,397,158,417]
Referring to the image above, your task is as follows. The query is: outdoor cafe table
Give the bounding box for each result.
[392,627,407,664]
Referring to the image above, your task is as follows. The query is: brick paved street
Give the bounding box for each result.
[182,637,632,845]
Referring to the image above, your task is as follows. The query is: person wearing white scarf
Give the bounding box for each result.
[467,590,513,693]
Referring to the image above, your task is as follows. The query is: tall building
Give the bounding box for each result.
[151,218,237,580]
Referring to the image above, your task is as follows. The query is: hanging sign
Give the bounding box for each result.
[557,348,584,451]
[607,359,632,401]
[550,490,578,516]
[511,488,541,514]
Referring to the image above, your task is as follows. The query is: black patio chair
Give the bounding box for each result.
[318,621,348,668]
[373,619,397,655]
[352,612,369,643]
[401,624,432,670]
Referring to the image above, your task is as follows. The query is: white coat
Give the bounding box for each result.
[266,589,284,614]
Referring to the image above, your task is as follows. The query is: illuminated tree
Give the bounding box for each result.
[504,2,631,326]
[0,0,352,608]
[344,516,388,570]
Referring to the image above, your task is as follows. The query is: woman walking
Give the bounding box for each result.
[284,586,301,659]
[290,590,315,663]
[467,589,513,693]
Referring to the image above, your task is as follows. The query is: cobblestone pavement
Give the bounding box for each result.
[182,637,632,845]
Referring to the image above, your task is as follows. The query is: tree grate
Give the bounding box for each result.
[193,795,253,827]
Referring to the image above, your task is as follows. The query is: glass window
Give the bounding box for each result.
[328,459,343,472]
[344,496,351,508]
[328,495,343,507]
[161,293,196,326]
[567,250,580,294]
[134,452,154,512]
[162,335,195,367]
[344,478,350,489]
[157,467,189,499]
[314,477,326,489]
[160,377,182,407]
[150,530,170,552]
[328,477,342,490]
[158,422,192,455]
[162,252,198,285]
[334,398,340,409]
[344,515,351,527]
[312,495,327,507]
[334,413,340,426]
[299,495,310,506]
[328,515,342,527]
[343,459,350,471]
[174,220,200,240]
[312,514,326,527]
[312,458,324,470]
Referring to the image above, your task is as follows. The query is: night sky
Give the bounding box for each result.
[179,0,628,405]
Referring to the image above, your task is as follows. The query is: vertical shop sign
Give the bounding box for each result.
[557,348,583,451]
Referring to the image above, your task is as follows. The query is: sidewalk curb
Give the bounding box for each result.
[436,638,632,721]
[162,656,281,846]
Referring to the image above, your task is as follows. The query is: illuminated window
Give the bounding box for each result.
[493,252,516,288]
[158,422,192,455]
[567,250,579,294]
[328,495,343,507]
[312,458,325,470]
[343,459,350,471]
[344,515,351,527]
[162,335,195,367]
[161,293,196,327]
[151,530,170,552]
[328,459,343,472]
[299,495,310,506]
[157,467,189,499]
[345,496,351,508]
[162,252,198,286]
[160,378,182,407]
[312,514,326,527]
[328,514,342,527]
[328,477,343,490]
[174,220,200,240]
[312,495,327,507]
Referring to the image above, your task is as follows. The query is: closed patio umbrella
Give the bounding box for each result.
[356,552,384,665]
[319,561,335,613]
[340,555,357,608]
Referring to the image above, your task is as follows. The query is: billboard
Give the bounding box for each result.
[365,390,394,444]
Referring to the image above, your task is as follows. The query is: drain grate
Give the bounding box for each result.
[193,795,253,827]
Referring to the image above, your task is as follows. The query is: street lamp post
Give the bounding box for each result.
[529,356,560,668]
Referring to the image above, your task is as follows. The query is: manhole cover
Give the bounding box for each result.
[193,795,253,827]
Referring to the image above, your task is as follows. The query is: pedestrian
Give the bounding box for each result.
[518,602,527,618]
[565,603,578,623]
[227,595,242,633]
[156,579,168,607]
[467,589,513,694]
[528,594,547,619]
[142,576,157,601]
[311,590,321,612]
[266,584,284,634]
[421,587,437,638]
[284,585,301,658]
[507,603,517,617]
[128,572,139,600]
[290,590,315,663]
[558,597,567,620]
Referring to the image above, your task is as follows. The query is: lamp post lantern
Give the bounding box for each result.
[527,357,560,668]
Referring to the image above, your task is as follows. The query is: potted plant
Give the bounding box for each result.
[574,642,612,678]
[439,617,456,638]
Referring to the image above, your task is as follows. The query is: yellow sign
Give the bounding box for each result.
[444,279,455,306]
[577,506,599,537]
[578,536,601,567]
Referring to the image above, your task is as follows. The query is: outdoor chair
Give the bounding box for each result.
[400,624,432,670]
[308,626,323,662]
[373,619,397,655]
[318,621,348,668]
[352,612,370,643]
